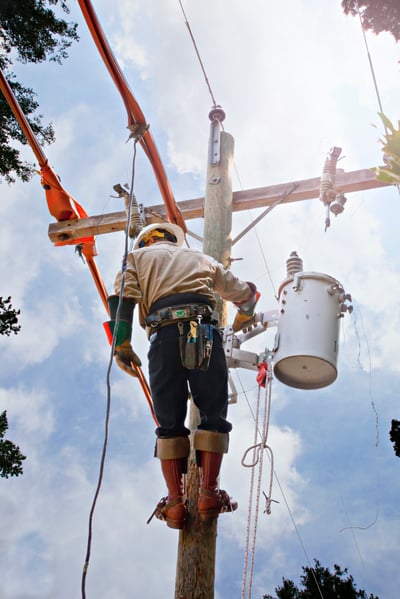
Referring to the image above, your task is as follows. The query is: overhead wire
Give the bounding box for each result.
[331,303,381,599]
[178,0,218,109]
[356,5,385,122]
[356,1,400,198]
[334,5,388,543]
[339,302,380,535]
[177,0,279,299]
[81,140,141,599]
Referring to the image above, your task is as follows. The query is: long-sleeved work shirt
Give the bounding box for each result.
[114,240,251,328]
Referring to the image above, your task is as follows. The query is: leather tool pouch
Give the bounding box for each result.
[178,321,213,371]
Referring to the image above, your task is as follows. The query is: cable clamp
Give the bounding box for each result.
[127,122,150,141]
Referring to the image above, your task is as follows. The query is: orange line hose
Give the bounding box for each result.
[77,0,186,231]
[0,68,157,424]
[0,69,99,256]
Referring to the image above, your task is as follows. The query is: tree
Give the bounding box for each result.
[0,296,21,336]
[263,559,379,599]
[0,296,25,478]
[0,1,79,183]
[341,1,400,42]
[0,411,26,478]
[389,419,400,457]
[374,114,400,185]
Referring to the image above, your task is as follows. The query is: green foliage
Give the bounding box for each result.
[0,1,79,183]
[263,560,379,599]
[389,419,400,457]
[0,77,55,183]
[0,0,78,68]
[0,411,26,478]
[342,1,400,42]
[0,296,21,336]
[374,113,400,185]
[0,296,25,478]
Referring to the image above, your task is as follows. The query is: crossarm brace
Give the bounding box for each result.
[223,309,279,371]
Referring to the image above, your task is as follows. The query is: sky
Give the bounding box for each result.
[1,1,400,598]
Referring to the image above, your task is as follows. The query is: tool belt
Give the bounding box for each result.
[178,320,214,371]
[145,303,219,329]
[145,302,217,371]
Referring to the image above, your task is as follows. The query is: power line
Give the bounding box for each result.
[357,9,385,119]
[81,141,140,598]
[356,2,400,199]
[178,0,218,108]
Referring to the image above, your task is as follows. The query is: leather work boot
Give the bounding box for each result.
[198,451,238,521]
[154,458,186,529]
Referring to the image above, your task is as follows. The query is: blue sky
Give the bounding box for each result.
[1,1,400,597]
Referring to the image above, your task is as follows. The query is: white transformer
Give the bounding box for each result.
[273,261,352,389]
[224,251,352,391]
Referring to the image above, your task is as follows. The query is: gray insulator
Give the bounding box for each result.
[126,194,143,238]
[286,251,303,277]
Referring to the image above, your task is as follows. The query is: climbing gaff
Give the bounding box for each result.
[77,0,186,232]
[0,68,97,258]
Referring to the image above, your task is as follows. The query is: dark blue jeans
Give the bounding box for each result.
[148,322,232,438]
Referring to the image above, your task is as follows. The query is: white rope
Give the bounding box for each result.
[240,388,260,599]
[241,365,274,599]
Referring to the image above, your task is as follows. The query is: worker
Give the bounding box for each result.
[106,222,259,529]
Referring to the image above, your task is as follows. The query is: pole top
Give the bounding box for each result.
[208,105,226,122]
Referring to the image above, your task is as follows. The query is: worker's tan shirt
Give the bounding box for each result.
[114,241,251,328]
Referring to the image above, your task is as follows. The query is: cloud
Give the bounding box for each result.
[1,1,400,598]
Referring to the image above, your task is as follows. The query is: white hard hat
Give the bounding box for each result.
[134,222,185,250]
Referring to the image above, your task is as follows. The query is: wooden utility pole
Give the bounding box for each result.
[175,111,234,599]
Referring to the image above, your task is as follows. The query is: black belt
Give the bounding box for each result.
[145,303,219,329]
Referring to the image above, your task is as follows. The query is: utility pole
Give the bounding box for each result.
[175,108,234,599]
